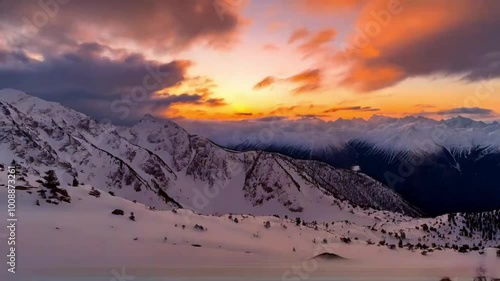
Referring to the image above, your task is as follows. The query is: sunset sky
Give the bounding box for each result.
[1,0,500,124]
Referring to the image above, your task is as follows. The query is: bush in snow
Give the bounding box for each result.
[37,189,47,199]
[340,237,351,244]
[194,224,206,231]
[111,209,124,215]
[89,187,101,198]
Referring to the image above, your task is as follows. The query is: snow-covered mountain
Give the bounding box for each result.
[228,117,500,216]
[212,115,500,153]
[0,89,420,220]
[1,90,499,280]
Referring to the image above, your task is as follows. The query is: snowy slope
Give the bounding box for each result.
[0,179,497,280]
[0,89,181,209]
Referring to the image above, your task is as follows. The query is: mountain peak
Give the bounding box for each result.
[140,114,159,123]
[0,88,32,103]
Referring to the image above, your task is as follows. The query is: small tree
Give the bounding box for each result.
[42,170,60,190]
[295,217,301,226]
[72,176,79,187]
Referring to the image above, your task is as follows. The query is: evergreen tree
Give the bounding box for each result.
[42,170,60,190]
[72,176,79,187]
[10,159,18,170]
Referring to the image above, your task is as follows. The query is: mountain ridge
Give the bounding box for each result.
[0,89,420,221]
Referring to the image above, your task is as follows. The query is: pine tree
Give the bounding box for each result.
[42,170,60,190]
[10,159,18,170]
[72,176,79,187]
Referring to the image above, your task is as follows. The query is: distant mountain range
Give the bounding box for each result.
[227,116,500,216]
[0,89,419,221]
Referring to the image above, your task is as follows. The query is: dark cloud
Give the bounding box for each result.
[323,106,380,113]
[296,114,328,119]
[2,0,244,53]
[149,94,203,111]
[436,107,495,116]
[205,98,227,107]
[0,43,224,124]
[253,116,287,122]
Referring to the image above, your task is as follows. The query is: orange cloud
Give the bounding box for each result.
[299,28,337,54]
[288,27,309,44]
[294,0,365,13]
[339,64,404,92]
[336,0,500,91]
[253,69,322,94]
[286,69,322,93]
[253,76,276,90]
[287,69,321,83]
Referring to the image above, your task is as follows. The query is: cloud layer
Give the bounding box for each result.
[2,0,244,52]
[327,0,500,91]
[0,0,246,123]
